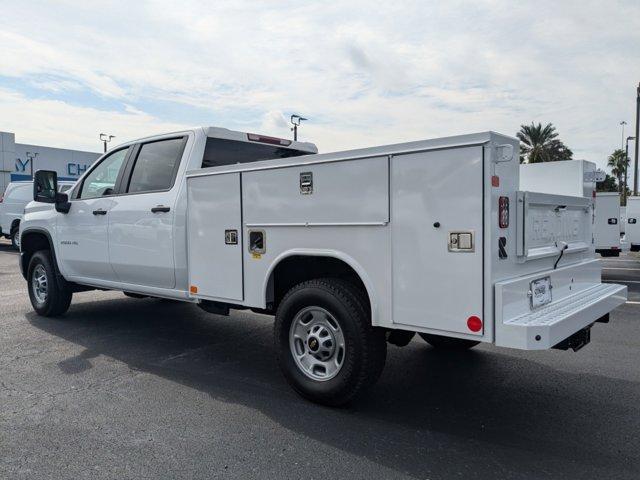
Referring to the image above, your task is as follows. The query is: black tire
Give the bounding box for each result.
[27,250,72,317]
[10,223,20,250]
[274,278,386,407]
[418,333,479,350]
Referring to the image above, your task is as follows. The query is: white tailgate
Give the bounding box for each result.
[516,191,592,261]
[187,173,243,301]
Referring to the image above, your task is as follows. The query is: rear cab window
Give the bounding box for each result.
[201,137,310,168]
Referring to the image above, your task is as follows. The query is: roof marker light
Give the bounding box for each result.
[247,133,292,147]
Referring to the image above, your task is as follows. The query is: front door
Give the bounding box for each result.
[57,147,130,282]
[107,136,187,289]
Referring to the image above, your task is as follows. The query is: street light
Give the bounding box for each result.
[624,135,635,204]
[25,151,39,178]
[290,115,307,142]
[99,133,115,153]
[620,121,627,150]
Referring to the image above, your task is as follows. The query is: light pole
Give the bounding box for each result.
[25,151,39,178]
[624,136,635,204]
[634,83,640,195]
[290,115,307,141]
[620,121,627,150]
[99,133,115,153]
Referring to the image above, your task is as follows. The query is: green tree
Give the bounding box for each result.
[517,122,573,163]
[606,149,629,195]
[596,173,618,193]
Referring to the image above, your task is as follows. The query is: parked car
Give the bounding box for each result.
[19,127,627,406]
[0,180,74,249]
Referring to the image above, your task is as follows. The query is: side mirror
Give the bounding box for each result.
[33,170,57,203]
[55,192,71,214]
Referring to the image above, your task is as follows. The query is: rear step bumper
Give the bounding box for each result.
[495,283,627,350]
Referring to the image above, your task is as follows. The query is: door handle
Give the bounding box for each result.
[151,205,171,213]
[92,209,107,215]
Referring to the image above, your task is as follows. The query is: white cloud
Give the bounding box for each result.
[0,0,638,174]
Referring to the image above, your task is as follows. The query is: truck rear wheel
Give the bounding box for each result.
[27,250,72,317]
[418,333,479,350]
[274,278,386,406]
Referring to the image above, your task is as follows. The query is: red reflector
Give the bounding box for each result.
[247,133,292,147]
[467,316,482,332]
[491,175,500,187]
[498,196,509,228]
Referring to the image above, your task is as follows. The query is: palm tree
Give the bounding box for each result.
[607,149,629,195]
[517,122,573,163]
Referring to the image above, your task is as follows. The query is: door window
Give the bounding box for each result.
[79,148,129,199]
[126,138,185,194]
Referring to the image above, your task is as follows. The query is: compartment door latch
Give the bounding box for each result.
[448,231,475,252]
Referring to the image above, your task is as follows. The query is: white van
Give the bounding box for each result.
[594,192,622,257]
[0,181,74,249]
[627,197,640,251]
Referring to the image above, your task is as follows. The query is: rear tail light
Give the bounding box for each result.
[498,196,509,228]
[247,133,292,146]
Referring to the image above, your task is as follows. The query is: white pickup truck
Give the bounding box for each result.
[20,127,627,406]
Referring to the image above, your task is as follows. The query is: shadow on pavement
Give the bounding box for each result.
[27,296,640,479]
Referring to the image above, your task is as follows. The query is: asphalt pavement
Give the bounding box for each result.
[0,239,639,479]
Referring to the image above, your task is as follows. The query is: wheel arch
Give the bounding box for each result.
[20,228,58,281]
[263,249,379,324]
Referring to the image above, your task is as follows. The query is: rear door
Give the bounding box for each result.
[107,136,187,288]
[391,146,484,335]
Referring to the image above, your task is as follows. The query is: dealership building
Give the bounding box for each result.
[0,130,101,195]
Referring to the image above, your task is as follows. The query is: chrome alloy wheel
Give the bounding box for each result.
[289,306,346,381]
[32,264,48,304]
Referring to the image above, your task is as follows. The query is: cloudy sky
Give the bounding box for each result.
[1,0,639,174]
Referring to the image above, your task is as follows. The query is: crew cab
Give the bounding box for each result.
[20,127,627,406]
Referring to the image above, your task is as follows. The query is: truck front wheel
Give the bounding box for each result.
[27,250,72,317]
[274,278,386,406]
[419,332,479,350]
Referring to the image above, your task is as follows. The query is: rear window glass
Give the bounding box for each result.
[202,138,309,168]
[8,184,32,201]
[127,138,185,193]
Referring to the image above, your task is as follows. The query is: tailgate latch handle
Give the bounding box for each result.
[554,205,567,213]
[553,241,569,269]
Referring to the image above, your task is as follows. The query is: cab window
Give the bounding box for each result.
[79,147,129,199]
[126,137,185,194]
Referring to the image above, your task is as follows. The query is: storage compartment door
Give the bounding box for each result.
[391,147,484,335]
[187,173,243,301]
